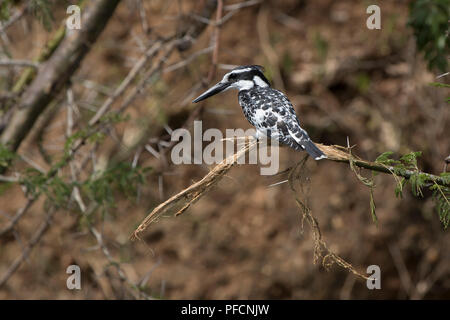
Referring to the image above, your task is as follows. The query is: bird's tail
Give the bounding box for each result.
[286,127,327,160]
[303,139,326,160]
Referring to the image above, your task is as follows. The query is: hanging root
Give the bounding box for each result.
[288,155,369,280]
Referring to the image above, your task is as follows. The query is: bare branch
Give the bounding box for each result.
[0,199,35,237]
[0,4,28,33]
[0,59,39,68]
[0,0,122,152]
[88,40,165,126]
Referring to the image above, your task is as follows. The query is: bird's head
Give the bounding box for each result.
[192,65,270,103]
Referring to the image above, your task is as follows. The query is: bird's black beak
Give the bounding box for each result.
[192,81,230,103]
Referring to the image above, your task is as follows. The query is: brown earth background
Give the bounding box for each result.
[0,0,449,299]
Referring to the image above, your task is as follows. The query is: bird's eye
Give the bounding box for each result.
[228,73,237,81]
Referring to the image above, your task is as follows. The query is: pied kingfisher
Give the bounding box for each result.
[193,65,326,160]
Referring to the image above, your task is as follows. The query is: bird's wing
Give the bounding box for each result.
[249,88,326,159]
[259,89,309,143]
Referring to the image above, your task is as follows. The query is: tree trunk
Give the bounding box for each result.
[0,0,122,151]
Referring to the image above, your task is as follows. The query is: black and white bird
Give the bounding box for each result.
[193,65,326,160]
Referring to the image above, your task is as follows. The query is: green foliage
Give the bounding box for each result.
[63,129,87,154]
[429,82,450,88]
[20,168,50,199]
[1,0,56,28]
[430,175,450,229]
[375,151,397,165]
[30,0,54,31]
[376,150,422,169]
[63,114,130,155]
[400,151,422,170]
[0,144,16,167]
[429,82,450,103]
[99,112,131,126]
[394,178,407,199]
[375,150,450,229]
[83,163,151,207]
[355,73,371,94]
[87,131,106,144]
[409,173,427,197]
[12,107,145,214]
[313,32,329,62]
[281,51,295,75]
[0,0,11,21]
[408,0,450,72]
[15,110,149,211]
[19,162,151,211]
[375,150,420,176]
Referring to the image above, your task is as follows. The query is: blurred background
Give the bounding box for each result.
[0,0,449,299]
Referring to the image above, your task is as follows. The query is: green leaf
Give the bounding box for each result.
[375,151,398,165]
[410,173,427,198]
[430,184,450,229]
[429,82,450,88]
[394,178,406,198]
[0,144,16,168]
[400,151,421,169]
[0,0,11,21]
[408,0,450,72]
[30,0,54,31]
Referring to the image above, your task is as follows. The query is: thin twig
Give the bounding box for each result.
[257,5,285,92]
[163,46,214,73]
[224,0,262,11]
[0,174,19,182]
[288,156,369,280]
[0,5,27,33]
[89,224,152,299]
[207,0,224,82]
[88,40,165,126]
[0,198,35,237]
[0,59,39,68]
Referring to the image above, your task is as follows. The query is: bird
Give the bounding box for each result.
[192,65,326,160]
